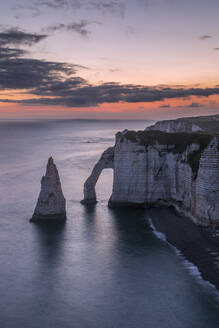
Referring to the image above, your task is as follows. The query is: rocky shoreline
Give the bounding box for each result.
[147,206,219,290]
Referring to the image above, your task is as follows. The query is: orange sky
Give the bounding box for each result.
[1,94,219,120]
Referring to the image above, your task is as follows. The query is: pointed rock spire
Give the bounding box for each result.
[31,157,66,222]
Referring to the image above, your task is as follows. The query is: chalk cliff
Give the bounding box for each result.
[146,119,202,133]
[82,130,219,227]
[31,157,66,222]
[146,114,219,133]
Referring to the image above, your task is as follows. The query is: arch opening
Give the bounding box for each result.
[81,147,114,204]
[96,168,114,204]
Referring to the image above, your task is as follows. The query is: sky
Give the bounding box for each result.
[1,0,219,119]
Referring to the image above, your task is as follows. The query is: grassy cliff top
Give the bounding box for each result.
[121,130,216,152]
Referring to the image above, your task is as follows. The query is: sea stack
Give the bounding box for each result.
[31,157,66,222]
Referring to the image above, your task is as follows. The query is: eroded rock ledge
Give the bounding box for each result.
[82,129,219,227]
[31,157,66,222]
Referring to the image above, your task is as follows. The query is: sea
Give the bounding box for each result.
[0,119,219,328]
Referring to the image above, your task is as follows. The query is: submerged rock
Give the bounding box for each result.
[31,157,66,222]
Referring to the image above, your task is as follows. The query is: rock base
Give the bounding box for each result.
[108,199,219,228]
[108,200,147,208]
[80,199,97,205]
[30,212,67,222]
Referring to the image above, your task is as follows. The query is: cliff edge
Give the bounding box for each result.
[82,129,219,227]
[146,114,219,133]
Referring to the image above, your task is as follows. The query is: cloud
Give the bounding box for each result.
[13,4,42,19]
[176,102,205,109]
[46,21,89,36]
[0,56,82,90]
[109,68,120,72]
[3,80,219,108]
[44,20,100,37]
[91,1,125,16]
[35,0,72,9]
[160,104,170,108]
[0,47,26,60]
[0,27,47,46]
[0,27,85,91]
[1,27,219,109]
[189,102,204,108]
[18,0,125,17]
[213,48,219,51]
[199,35,212,40]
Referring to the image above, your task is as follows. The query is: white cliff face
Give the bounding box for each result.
[145,115,219,133]
[83,130,219,227]
[110,132,219,226]
[146,120,202,133]
[195,138,219,225]
[31,157,66,221]
[110,133,194,206]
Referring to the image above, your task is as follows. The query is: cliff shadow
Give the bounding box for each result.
[108,207,153,248]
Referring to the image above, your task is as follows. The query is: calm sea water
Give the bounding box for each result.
[0,119,219,328]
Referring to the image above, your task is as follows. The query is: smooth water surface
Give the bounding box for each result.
[0,119,219,328]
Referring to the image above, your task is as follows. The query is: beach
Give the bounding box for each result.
[148,207,219,290]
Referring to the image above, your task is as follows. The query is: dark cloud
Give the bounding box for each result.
[0,27,85,92]
[160,104,170,108]
[91,1,125,16]
[2,79,219,108]
[199,35,212,40]
[0,47,26,60]
[0,57,81,90]
[0,28,47,46]
[176,102,205,109]
[44,20,100,36]
[188,102,204,108]
[35,0,72,9]
[19,0,125,16]
[213,48,219,51]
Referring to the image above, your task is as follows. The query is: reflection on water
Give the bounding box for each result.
[0,120,219,328]
[32,222,67,269]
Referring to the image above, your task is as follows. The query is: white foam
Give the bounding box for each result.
[148,217,219,305]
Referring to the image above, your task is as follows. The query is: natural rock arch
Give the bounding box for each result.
[81,147,114,204]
